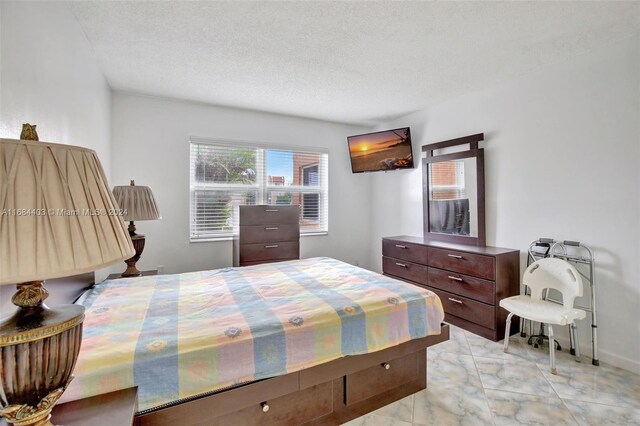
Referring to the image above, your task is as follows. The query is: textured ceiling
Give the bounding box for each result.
[69,1,640,125]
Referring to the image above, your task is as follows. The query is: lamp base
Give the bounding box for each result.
[121,234,146,278]
[0,388,61,426]
[0,282,84,426]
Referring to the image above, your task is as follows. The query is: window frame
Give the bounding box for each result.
[189,137,329,242]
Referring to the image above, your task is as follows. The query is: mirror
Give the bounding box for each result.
[428,157,477,237]
[422,134,485,247]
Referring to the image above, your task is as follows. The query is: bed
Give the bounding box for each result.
[62,257,448,425]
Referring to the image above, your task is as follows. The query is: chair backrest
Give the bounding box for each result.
[523,258,583,308]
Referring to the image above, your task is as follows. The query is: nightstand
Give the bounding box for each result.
[0,387,138,426]
[106,270,158,280]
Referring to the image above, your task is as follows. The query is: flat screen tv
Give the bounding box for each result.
[347,127,414,173]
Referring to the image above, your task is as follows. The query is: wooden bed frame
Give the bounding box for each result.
[135,323,449,425]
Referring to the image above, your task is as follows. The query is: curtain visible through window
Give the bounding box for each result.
[190,139,329,240]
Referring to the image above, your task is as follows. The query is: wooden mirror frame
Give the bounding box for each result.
[422,133,486,247]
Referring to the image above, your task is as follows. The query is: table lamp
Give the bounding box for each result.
[0,138,135,426]
[112,181,161,277]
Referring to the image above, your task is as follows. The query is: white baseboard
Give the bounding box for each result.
[550,335,640,374]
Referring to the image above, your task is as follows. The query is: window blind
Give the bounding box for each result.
[429,161,466,200]
[190,140,329,240]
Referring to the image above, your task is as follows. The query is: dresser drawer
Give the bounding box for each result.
[239,224,299,244]
[427,267,495,305]
[382,239,430,265]
[239,205,299,225]
[383,257,428,286]
[345,351,419,406]
[426,286,495,330]
[428,247,495,280]
[240,241,300,263]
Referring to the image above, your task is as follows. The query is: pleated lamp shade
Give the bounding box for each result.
[112,181,161,221]
[0,138,136,285]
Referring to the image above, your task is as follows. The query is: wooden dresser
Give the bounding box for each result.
[382,235,520,341]
[233,205,300,267]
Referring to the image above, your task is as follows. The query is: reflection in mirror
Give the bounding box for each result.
[422,132,485,247]
[428,157,478,237]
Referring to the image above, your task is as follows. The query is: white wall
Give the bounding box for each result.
[109,93,372,275]
[370,35,640,373]
[0,1,113,314]
[0,1,112,171]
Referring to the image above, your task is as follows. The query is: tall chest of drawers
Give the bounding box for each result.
[233,205,300,267]
[382,235,520,341]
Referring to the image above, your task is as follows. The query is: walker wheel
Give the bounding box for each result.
[520,332,527,338]
[533,343,539,349]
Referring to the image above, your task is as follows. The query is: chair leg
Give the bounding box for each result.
[548,325,557,375]
[503,312,514,353]
[529,320,534,338]
[536,323,545,348]
[571,323,581,362]
[569,324,575,354]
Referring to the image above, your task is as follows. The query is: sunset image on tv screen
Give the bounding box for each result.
[347,128,413,173]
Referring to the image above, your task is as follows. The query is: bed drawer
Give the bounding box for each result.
[345,351,419,406]
[136,373,299,426]
[383,256,428,286]
[239,224,299,244]
[239,241,300,263]
[427,267,495,305]
[239,205,299,225]
[213,381,333,426]
[428,247,495,280]
[382,239,430,265]
[425,286,495,330]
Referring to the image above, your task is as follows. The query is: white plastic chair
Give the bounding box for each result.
[500,258,586,374]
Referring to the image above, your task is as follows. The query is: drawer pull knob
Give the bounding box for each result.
[264,227,279,230]
[395,262,407,268]
[265,245,279,248]
[448,297,463,304]
[381,362,391,370]
[448,276,463,282]
[447,254,463,259]
[265,209,279,212]
[261,402,270,413]
[395,244,407,249]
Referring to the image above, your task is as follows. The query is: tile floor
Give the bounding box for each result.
[343,325,640,425]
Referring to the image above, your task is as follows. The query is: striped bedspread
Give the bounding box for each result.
[62,257,444,412]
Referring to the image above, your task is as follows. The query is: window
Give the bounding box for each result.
[190,139,328,240]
